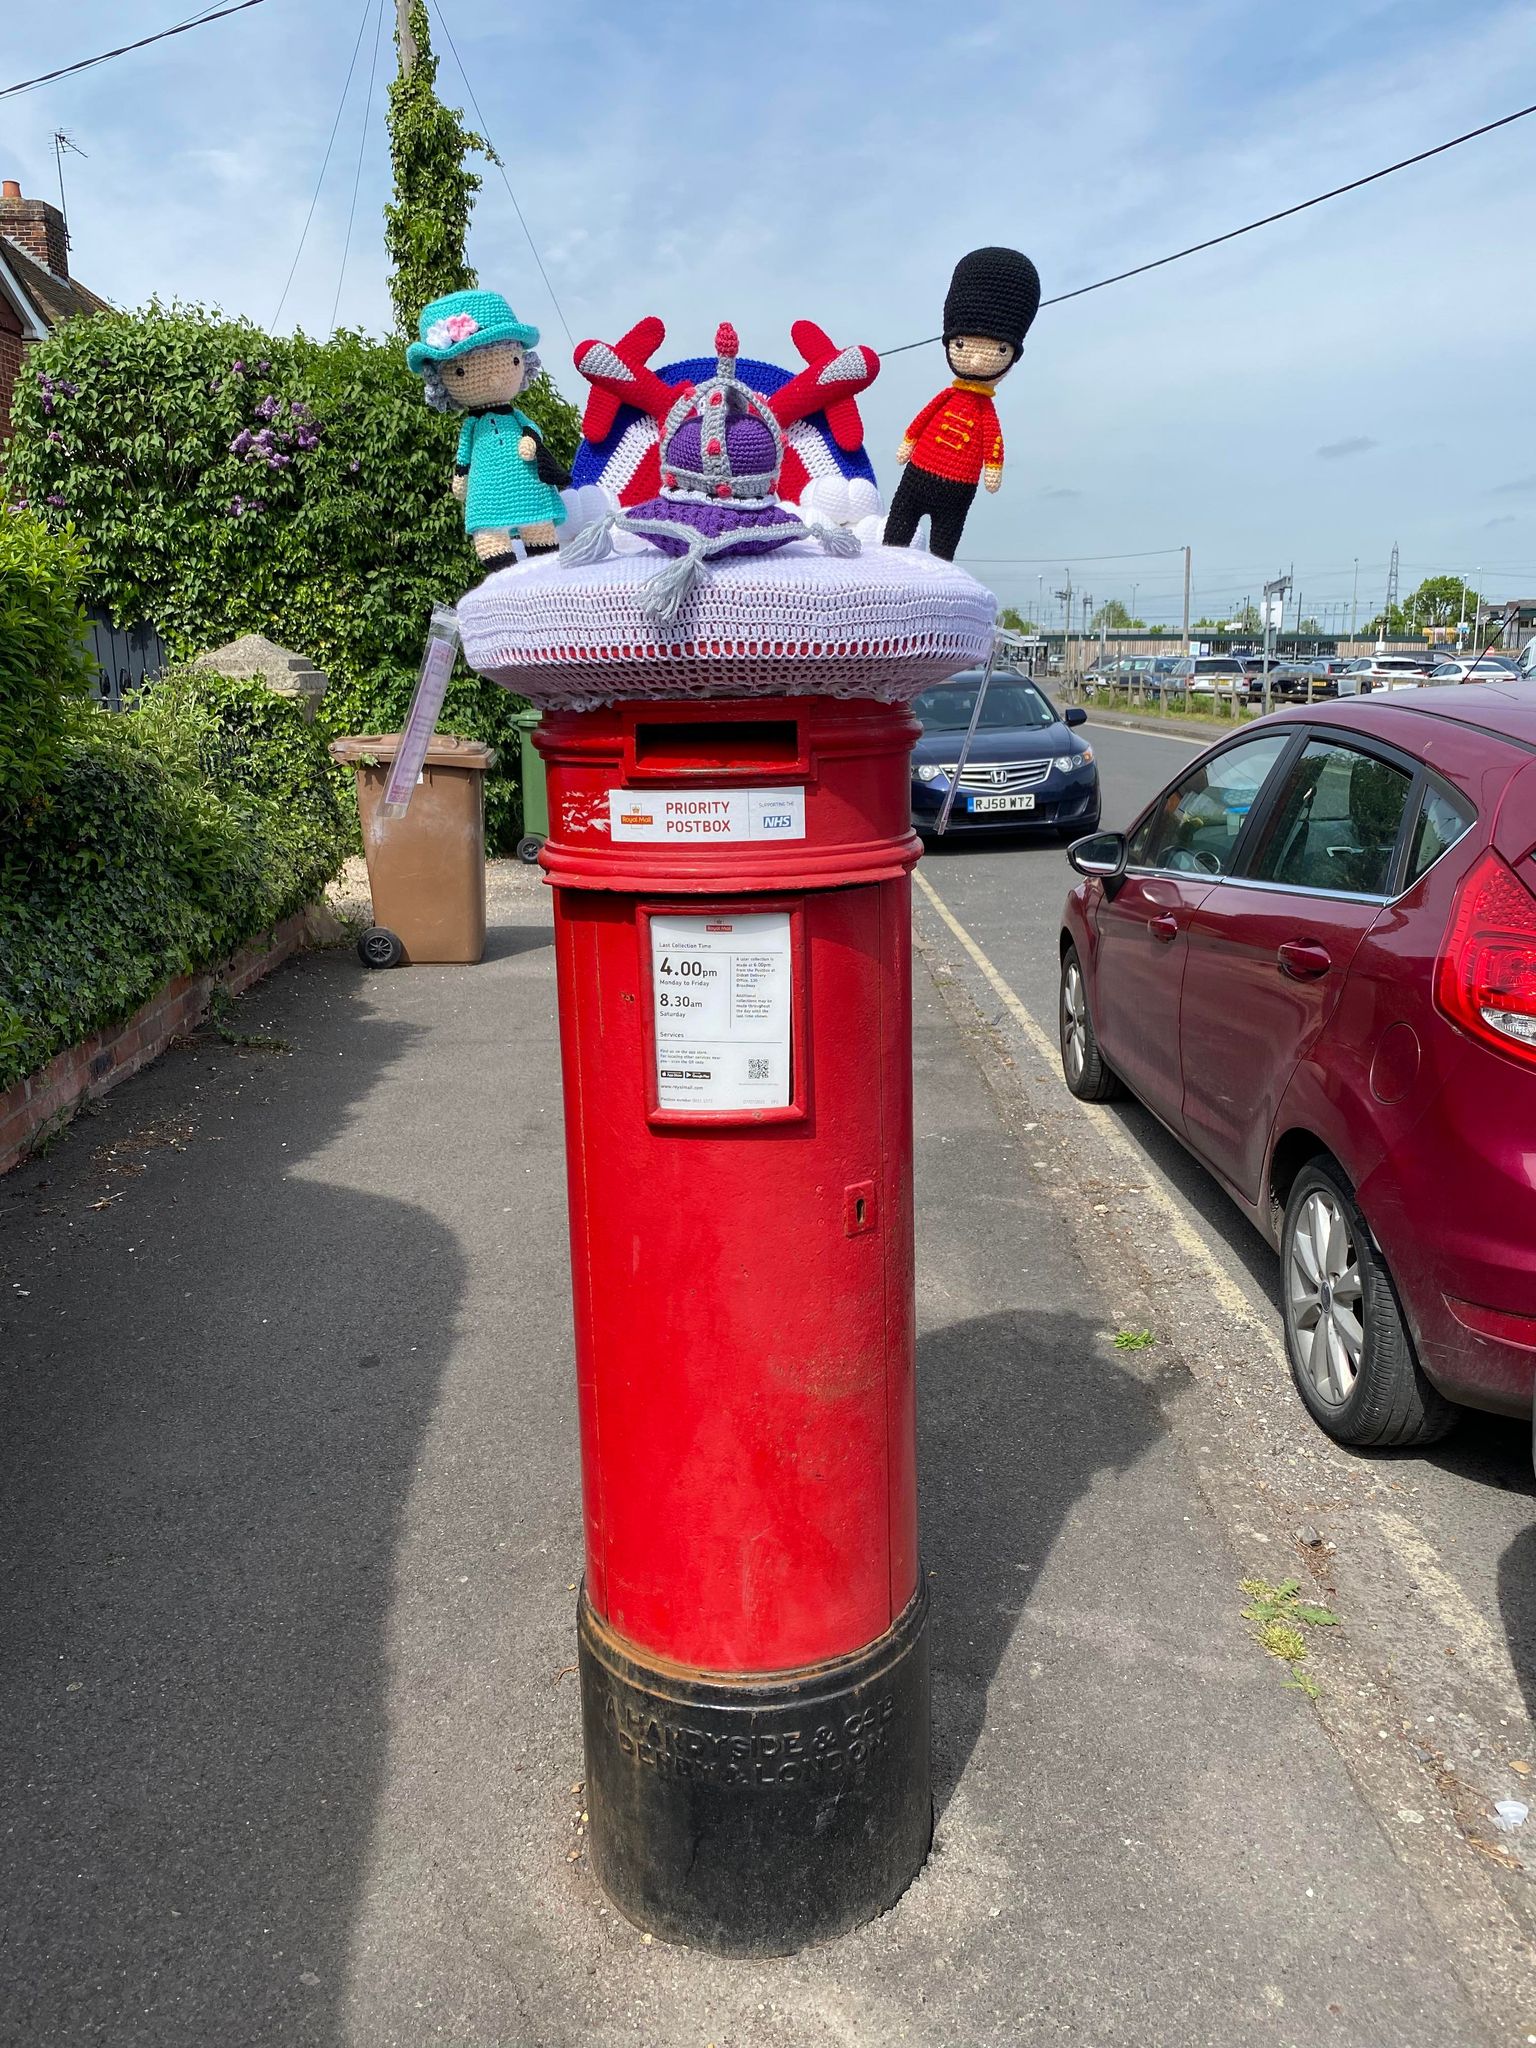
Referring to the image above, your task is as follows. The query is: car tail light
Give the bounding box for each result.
[1435,848,1536,1066]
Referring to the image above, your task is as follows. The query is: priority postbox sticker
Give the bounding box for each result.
[651,911,792,1112]
[610,787,805,842]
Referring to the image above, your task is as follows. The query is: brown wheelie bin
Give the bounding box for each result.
[330,733,494,967]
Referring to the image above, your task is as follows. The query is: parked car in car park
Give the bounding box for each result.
[1166,655,1250,697]
[910,670,1100,839]
[1268,659,1350,701]
[1336,654,1437,694]
[1428,655,1523,685]
[1058,683,1536,1447]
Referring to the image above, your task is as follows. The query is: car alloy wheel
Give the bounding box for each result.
[1279,1157,1457,1447]
[1058,946,1123,1102]
[1286,1188,1364,1404]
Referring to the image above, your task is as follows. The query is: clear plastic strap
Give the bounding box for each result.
[378,605,461,818]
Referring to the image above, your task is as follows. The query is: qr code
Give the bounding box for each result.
[747,1058,770,1081]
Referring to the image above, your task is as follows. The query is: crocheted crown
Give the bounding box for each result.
[942,247,1041,350]
[656,323,786,504]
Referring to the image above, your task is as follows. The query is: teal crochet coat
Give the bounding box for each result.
[456,410,567,532]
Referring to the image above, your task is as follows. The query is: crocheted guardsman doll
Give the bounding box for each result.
[407,288,571,574]
[884,246,1041,562]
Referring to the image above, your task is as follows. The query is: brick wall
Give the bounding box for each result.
[0,321,23,449]
[0,911,317,1177]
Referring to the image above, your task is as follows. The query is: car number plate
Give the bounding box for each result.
[969,793,1036,813]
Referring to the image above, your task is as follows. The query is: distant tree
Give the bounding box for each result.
[385,1,495,336]
[1090,598,1146,631]
[997,605,1037,634]
[1406,575,1480,627]
[1298,616,1322,635]
[1361,574,1481,641]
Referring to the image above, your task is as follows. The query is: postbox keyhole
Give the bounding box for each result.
[844,1180,877,1237]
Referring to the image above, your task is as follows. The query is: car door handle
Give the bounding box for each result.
[1278,940,1332,980]
[1149,913,1179,944]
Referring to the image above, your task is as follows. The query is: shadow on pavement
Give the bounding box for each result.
[1497,1509,1536,1733]
[481,921,553,963]
[0,963,460,2048]
[917,1306,1164,1811]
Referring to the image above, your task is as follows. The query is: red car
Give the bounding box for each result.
[1058,684,1536,1446]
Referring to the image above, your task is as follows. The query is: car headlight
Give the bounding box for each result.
[1052,749,1095,773]
[916,763,944,783]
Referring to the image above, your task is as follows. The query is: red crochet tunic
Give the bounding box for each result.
[902,379,1003,488]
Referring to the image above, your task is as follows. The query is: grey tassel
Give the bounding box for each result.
[560,513,618,567]
[640,543,707,629]
[808,521,862,559]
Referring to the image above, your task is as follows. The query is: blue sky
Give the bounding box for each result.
[5,0,1536,628]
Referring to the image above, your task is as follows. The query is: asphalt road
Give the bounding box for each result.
[915,716,1536,2002]
[0,863,1501,2046]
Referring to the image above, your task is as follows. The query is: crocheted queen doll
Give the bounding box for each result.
[407,288,571,573]
[563,322,859,628]
[884,247,1041,562]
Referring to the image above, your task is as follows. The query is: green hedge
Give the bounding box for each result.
[7,304,581,853]
[0,512,94,825]
[0,667,350,1092]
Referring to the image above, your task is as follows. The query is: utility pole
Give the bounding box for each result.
[1262,572,1291,715]
[1182,544,1192,654]
[1054,572,1073,676]
[396,0,417,71]
[1350,557,1359,641]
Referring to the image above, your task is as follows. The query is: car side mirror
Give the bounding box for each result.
[1067,830,1127,878]
[1064,705,1088,727]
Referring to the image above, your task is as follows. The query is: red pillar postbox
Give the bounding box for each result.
[535,691,930,1953]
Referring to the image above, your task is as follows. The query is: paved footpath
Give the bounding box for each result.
[0,865,1504,2047]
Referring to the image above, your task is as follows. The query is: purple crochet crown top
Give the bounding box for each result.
[656,322,786,504]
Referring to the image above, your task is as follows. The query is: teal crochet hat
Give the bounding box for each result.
[406,289,539,372]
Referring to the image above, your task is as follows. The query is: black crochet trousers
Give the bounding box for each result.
[884,464,978,561]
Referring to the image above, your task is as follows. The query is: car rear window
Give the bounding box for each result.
[1248,740,1414,896]
[1405,784,1474,886]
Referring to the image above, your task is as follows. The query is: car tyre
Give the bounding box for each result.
[1059,944,1124,1102]
[1280,1156,1459,1448]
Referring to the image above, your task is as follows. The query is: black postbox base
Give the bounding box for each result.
[577,1580,932,1956]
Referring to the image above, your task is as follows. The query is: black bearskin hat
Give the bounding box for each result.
[942,247,1041,351]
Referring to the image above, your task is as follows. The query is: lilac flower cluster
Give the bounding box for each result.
[228,393,321,473]
[34,368,79,418]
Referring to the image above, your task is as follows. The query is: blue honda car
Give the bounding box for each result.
[910,670,1100,839]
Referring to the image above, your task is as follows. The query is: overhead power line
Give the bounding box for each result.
[330,0,387,333]
[429,0,574,348]
[880,98,1536,355]
[0,0,267,101]
[271,0,376,329]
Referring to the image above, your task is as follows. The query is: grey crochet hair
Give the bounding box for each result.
[420,348,542,414]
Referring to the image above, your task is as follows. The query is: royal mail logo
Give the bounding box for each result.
[619,809,654,827]
[704,922,733,932]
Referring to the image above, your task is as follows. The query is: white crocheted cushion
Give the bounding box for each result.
[456,542,997,709]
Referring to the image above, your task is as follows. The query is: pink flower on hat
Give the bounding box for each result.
[426,312,481,349]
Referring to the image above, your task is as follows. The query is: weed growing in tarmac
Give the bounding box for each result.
[1242,1577,1340,1698]
[1113,1327,1156,1350]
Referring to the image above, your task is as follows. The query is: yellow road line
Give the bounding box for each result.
[912,865,1284,1356]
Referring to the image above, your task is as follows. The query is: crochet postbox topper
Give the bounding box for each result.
[885,246,1041,561]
